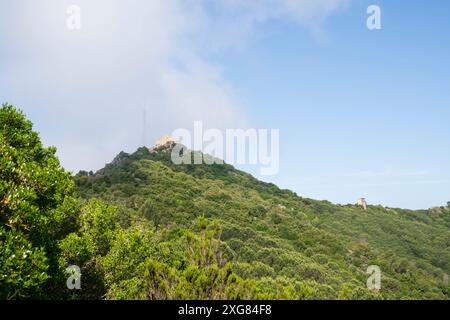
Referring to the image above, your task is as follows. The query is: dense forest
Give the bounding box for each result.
[1,104,449,299]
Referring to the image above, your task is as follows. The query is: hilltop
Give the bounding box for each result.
[73,145,450,299]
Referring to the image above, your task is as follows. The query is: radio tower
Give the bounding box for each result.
[142,106,147,147]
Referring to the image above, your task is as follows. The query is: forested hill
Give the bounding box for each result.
[74,145,450,299]
[2,104,448,300]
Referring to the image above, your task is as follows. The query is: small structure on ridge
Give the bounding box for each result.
[150,135,177,153]
[357,197,367,210]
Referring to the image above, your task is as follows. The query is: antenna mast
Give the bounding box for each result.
[142,106,147,147]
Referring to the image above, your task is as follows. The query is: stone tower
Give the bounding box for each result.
[357,198,367,210]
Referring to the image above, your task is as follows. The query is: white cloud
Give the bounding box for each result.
[0,0,349,172]
[202,0,350,48]
[221,0,349,22]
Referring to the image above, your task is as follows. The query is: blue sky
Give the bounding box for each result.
[211,0,450,209]
[1,0,449,209]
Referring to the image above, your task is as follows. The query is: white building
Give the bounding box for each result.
[357,198,367,210]
[154,135,176,147]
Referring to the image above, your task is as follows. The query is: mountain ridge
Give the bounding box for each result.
[73,146,450,299]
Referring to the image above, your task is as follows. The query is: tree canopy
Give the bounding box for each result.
[0,103,76,299]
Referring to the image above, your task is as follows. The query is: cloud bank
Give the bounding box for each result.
[0,0,348,172]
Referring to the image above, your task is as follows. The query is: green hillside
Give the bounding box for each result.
[73,146,450,299]
[1,104,449,300]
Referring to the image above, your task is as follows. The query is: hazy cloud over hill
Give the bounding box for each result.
[0,0,349,171]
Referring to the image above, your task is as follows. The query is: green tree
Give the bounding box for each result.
[0,103,75,299]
